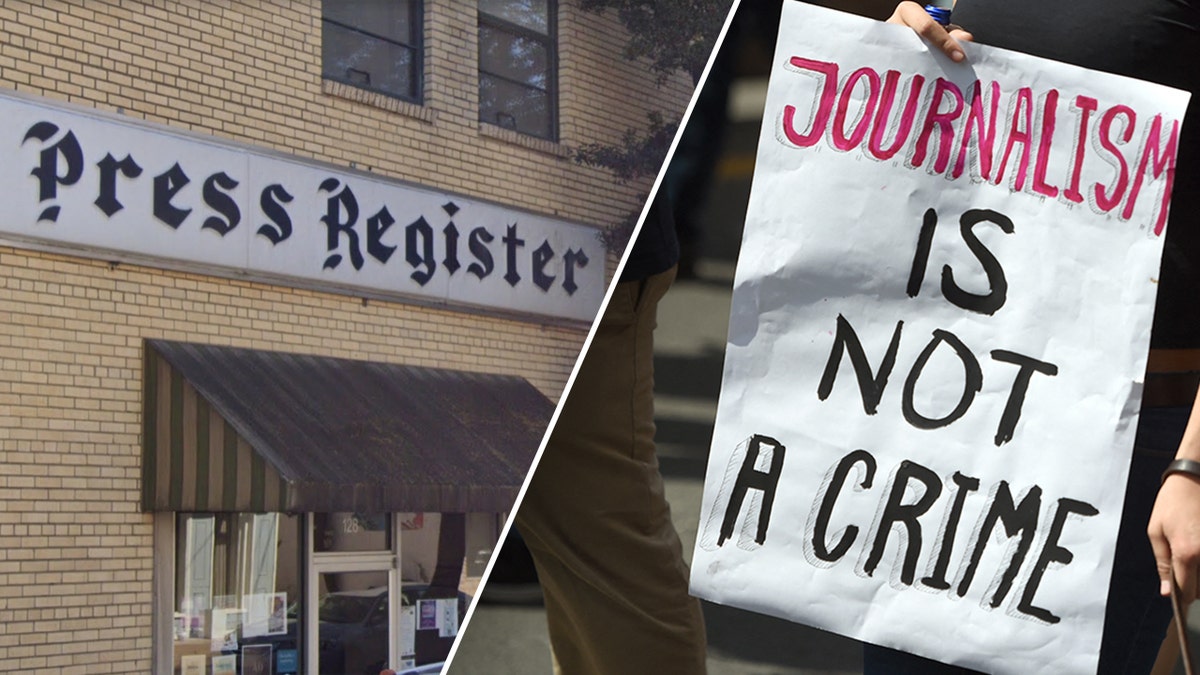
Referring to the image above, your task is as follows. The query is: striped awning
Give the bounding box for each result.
[141,340,553,514]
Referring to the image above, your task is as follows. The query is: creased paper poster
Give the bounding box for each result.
[689,3,1190,674]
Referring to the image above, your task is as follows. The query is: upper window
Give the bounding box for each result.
[478,0,557,140]
[323,0,422,103]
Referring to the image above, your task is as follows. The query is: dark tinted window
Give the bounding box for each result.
[323,0,421,102]
[479,1,556,139]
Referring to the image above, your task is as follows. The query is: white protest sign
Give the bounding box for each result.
[689,3,1190,674]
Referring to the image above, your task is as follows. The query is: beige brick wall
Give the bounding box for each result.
[0,1,700,672]
[0,245,587,673]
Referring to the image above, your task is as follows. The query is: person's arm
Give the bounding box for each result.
[885,1,973,62]
[1149,386,1200,602]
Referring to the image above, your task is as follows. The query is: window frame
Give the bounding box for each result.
[321,0,425,105]
[157,512,307,675]
[477,1,559,141]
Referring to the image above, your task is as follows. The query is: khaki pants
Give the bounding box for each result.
[516,267,707,675]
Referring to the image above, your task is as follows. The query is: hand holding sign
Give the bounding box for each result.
[886,1,973,63]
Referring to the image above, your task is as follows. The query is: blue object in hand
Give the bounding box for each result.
[923,4,952,26]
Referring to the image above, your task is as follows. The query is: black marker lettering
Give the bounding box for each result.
[818,315,904,415]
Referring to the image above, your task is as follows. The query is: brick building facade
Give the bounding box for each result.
[0,1,694,673]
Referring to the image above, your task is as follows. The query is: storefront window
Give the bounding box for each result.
[173,513,302,675]
[166,512,493,673]
[396,512,475,667]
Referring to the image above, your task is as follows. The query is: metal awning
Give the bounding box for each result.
[140,340,553,514]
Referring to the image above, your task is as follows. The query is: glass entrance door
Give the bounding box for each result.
[307,514,398,675]
[315,570,393,675]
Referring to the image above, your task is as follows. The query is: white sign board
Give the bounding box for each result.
[690,4,1190,674]
[0,89,603,322]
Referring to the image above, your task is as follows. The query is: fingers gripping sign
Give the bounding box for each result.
[886,1,974,63]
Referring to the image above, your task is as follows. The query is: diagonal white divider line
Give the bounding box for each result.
[445,1,747,668]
